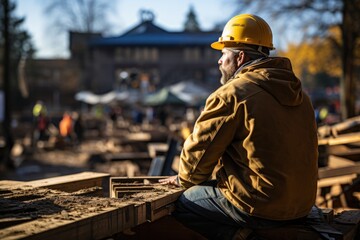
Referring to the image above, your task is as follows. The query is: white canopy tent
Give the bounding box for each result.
[168,81,210,106]
[75,81,210,106]
[74,90,140,105]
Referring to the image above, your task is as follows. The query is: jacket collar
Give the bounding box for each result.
[231,57,267,81]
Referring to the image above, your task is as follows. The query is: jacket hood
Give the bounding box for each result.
[235,57,303,106]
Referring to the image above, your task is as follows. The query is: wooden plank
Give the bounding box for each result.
[329,116,360,136]
[23,172,110,194]
[353,192,360,200]
[0,180,24,187]
[114,186,155,191]
[133,203,147,226]
[110,176,184,223]
[146,189,183,212]
[318,163,360,179]
[317,174,358,188]
[147,142,168,158]
[105,152,152,161]
[125,133,152,141]
[0,172,110,197]
[332,148,360,161]
[318,132,360,146]
[147,203,176,222]
[110,176,168,197]
[327,155,355,168]
[0,206,134,240]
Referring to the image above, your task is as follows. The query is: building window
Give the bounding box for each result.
[115,47,131,62]
[134,47,158,62]
[150,48,159,62]
[183,47,201,62]
[134,47,141,62]
[115,47,158,63]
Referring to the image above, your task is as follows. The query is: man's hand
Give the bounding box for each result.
[159,175,181,187]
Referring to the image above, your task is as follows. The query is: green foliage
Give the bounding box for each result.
[0,0,35,61]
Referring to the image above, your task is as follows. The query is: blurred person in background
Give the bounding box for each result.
[59,112,73,144]
[32,100,49,147]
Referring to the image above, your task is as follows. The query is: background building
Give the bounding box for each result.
[24,10,221,112]
[79,11,221,94]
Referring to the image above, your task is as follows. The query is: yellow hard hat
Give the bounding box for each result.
[211,14,275,50]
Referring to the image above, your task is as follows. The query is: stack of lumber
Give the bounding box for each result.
[109,176,183,225]
[317,116,360,209]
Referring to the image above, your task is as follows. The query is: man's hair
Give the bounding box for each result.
[247,44,270,56]
[227,43,270,59]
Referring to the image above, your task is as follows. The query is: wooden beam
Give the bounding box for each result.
[1,172,111,197]
[0,205,134,240]
[109,176,184,223]
[318,174,357,188]
[318,163,360,179]
[105,152,152,161]
[318,132,360,146]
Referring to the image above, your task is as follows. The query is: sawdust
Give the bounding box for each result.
[0,187,122,222]
[0,186,132,239]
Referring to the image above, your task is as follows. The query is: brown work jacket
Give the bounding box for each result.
[178,57,318,220]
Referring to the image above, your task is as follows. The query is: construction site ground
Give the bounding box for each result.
[1,117,360,239]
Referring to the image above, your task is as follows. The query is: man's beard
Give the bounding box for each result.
[219,64,237,85]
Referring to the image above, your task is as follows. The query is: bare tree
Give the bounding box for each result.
[45,0,116,33]
[234,0,360,119]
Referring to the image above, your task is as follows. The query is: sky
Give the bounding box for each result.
[14,0,237,58]
[13,0,300,59]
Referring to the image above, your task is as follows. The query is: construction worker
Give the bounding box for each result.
[32,100,48,147]
[32,100,47,118]
[160,14,318,239]
[59,112,73,143]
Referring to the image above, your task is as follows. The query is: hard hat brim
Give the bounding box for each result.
[211,41,224,50]
[211,41,275,51]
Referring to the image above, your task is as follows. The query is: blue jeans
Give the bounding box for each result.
[173,180,293,240]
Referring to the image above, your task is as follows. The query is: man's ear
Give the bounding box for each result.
[237,51,246,67]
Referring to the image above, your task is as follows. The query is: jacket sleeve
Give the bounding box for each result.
[178,93,239,188]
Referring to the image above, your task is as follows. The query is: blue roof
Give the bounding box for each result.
[89,20,221,47]
[90,32,220,47]
[122,20,169,35]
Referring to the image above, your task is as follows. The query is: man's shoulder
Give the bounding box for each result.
[212,77,263,103]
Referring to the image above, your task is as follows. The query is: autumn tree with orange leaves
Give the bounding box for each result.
[234,0,360,119]
[279,27,342,90]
